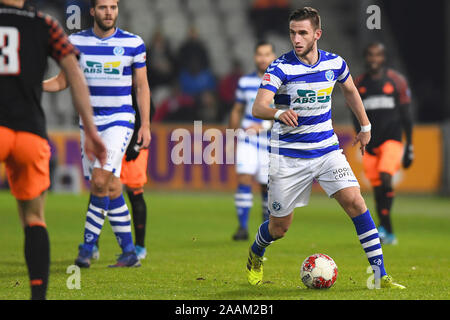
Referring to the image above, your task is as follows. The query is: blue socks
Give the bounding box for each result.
[83,195,108,252]
[107,194,135,254]
[235,184,253,230]
[262,190,269,222]
[251,220,274,257]
[352,210,387,278]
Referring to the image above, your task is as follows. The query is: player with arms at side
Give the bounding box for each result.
[0,0,106,299]
[353,42,414,245]
[91,97,155,261]
[43,0,151,268]
[229,41,276,241]
[246,7,405,289]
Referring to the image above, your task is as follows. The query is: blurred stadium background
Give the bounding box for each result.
[1,0,449,196]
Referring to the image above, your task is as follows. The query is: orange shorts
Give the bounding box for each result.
[120,148,149,189]
[363,140,403,187]
[0,126,51,200]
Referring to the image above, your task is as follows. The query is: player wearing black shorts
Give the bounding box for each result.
[353,42,414,244]
[0,0,106,299]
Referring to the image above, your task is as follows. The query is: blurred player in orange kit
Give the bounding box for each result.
[353,42,414,245]
[0,0,106,299]
[119,98,155,259]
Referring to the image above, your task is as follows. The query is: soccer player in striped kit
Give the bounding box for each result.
[229,41,276,241]
[43,0,150,268]
[246,7,405,289]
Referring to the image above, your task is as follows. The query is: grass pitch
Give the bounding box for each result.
[0,191,449,300]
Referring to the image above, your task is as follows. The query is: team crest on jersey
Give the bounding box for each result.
[325,70,334,81]
[272,201,282,212]
[113,46,125,56]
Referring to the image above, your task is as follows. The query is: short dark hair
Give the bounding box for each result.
[289,7,321,30]
[90,0,120,8]
[254,40,275,53]
[364,41,386,56]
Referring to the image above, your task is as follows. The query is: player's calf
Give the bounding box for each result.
[268,213,293,240]
[334,187,367,218]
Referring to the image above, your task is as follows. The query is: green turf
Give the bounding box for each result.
[0,191,449,300]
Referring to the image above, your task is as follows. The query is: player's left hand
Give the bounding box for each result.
[402,144,414,168]
[352,131,371,155]
[137,125,151,149]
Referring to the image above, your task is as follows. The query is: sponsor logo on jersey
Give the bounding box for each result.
[84,60,121,75]
[293,87,333,104]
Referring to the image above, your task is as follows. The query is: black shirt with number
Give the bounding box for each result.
[0,3,78,139]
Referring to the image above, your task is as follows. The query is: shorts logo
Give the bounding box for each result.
[272,201,282,212]
[113,46,125,56]
[325,70,334,81]
[333,167,355,180]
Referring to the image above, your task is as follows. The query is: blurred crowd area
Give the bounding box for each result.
[32,0,448,128]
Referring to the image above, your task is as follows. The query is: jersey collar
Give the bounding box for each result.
[89,27,119,41]
[292,49,322,68]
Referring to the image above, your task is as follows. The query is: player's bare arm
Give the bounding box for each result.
[228,102,244,130]
[339,74,371,155]
[230,102,262,133]
[399,103,414,168]
[252,88,298,127]
[133,66,151,149]
[42,70,68,92]
[59,54,107,166]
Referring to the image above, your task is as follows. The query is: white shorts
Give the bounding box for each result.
[80,125,134,180]
[235,138,269,185]
[268,149,360,217]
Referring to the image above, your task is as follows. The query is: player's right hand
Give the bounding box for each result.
[84,130,107,167]
[278,110,298,127]
[352,131,371,155]
[137,125,151,149]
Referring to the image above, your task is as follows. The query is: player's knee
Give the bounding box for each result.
[338,189,366,216]
[90,175,109,195]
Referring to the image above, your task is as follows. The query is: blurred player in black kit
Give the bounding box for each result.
[0,0,106,299]
[353,42,414,245]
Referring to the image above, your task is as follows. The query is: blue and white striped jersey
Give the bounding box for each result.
[235,72,272,149]
[69,28,146,131]
[260,49,349,158]
[235,72,271,130]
